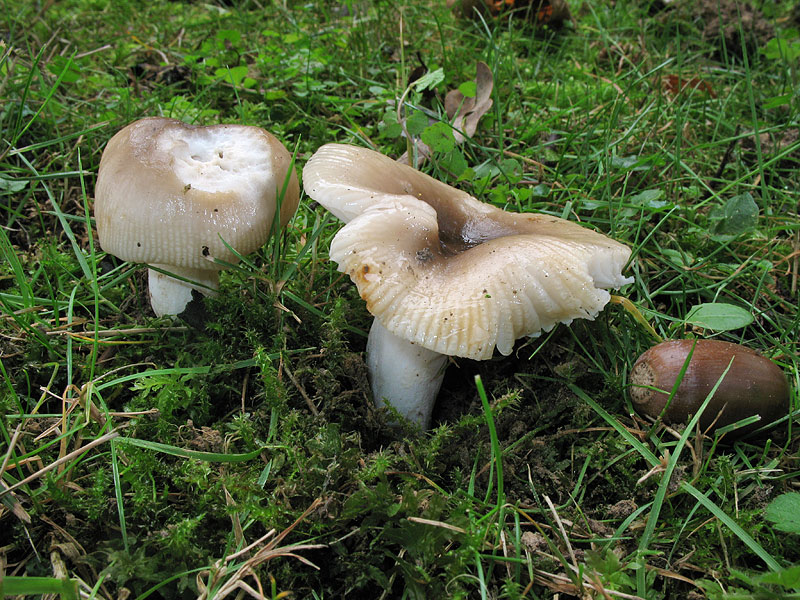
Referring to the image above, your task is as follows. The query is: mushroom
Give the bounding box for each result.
[95,117,300,316]
[448,0,572,28]
[304,143,633,428]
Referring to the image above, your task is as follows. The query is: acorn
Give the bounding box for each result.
[629,339,790,434]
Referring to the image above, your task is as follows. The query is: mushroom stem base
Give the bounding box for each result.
[366,319,448,429]
[148,266,219,317]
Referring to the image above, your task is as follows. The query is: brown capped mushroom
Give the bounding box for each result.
[304,143,632,428]
[94,117,300,316]
[629,339,790,434]
[448,0,572,27]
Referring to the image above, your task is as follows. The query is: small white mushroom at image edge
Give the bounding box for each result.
[303,143,634,429]
[94,117,300,317]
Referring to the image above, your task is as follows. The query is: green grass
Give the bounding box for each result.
[1,0,799,597]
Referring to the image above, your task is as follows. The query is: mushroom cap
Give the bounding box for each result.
[304,143,633,360]
[95,117,300,271]
[304,143,480,224]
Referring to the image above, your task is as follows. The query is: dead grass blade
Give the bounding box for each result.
[0,429,120,499]
[196,498,325,600]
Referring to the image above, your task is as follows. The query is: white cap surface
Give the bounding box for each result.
[95,117,299,272]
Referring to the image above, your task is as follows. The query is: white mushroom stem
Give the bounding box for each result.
[366,319,449,428]
[147,265,219,318]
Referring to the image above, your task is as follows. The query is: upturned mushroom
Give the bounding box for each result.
[94,117,300,316]
[304,143,633,428]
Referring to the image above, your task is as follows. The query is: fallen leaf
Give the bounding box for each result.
[444,61,494,143]
[397,61,494,168]
[661,74,716,98]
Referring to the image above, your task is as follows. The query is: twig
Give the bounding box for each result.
[0,422,23,479]
[406,517,467,534]
[48,326,189,337]
[502,149,547,174]
[74,44,112,60]
[0,423,32,522]
[196,498,325,600]
[544,495,579,573]
[712,125,741,183]
[282,361,319,416]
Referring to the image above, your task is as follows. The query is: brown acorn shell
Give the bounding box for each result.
[629,339,789,434]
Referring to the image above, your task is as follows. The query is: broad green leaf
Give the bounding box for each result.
[438,148,468,176]
[765,492,800,534]
[380,110,403,139]
[406,110,429,136]
[216,29,242,47]
[414,67,444,92]
[710,192,759,238]
[684,303,753,331]
[630,189,663,204]
[217,65,249,85]
[611,155,639,169]
[47,55,81,84]
[757,564,800,587]
[283,32,301,44]
[762,36,800,62]
[764,94,792,109]
[458,80,477,98]
[421,122,456,153]
[630,189,670,210]
[498,158,522,183]
[661,248,693,268]
[531,184,550,198]
[0,176,28,193]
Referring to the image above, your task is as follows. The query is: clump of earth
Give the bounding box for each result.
[655,0,775,59]
[697,0,775,57]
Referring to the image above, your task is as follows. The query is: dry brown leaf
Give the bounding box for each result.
[661,74,716,98]
[444,61,494,143]
[397,61,494,167]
